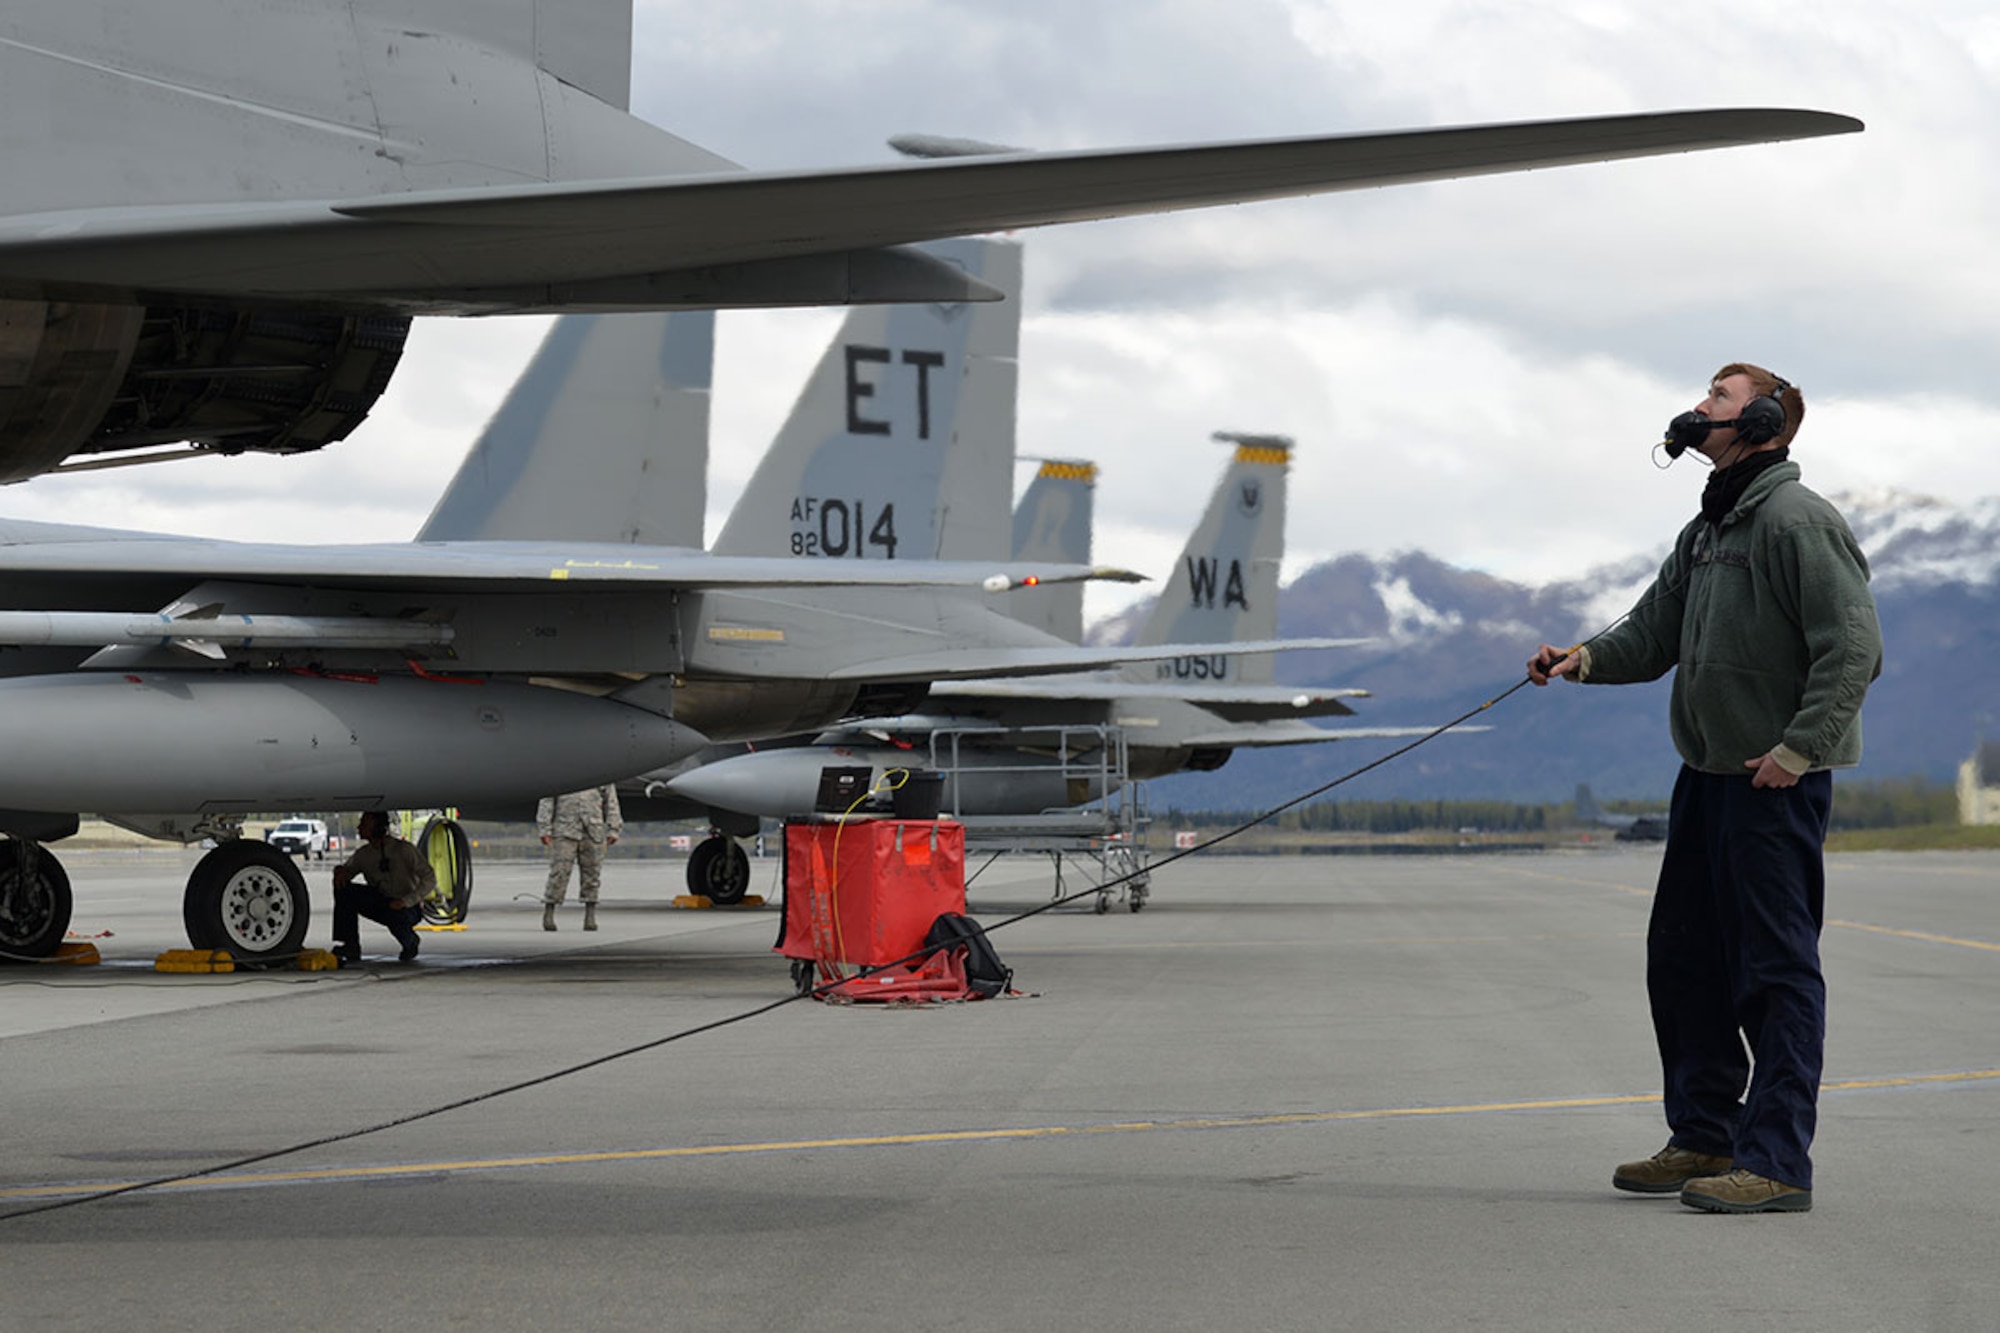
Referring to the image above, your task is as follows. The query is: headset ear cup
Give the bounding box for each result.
[1739,394,1785,444]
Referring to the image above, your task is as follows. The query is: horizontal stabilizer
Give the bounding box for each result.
[825,637,1368,683]
[0,521,1139,593]
[931,676,1373,719]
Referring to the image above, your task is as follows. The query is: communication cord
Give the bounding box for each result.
[0,671,1542,1224]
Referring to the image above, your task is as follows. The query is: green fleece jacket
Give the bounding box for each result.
[1579,460,1882,775]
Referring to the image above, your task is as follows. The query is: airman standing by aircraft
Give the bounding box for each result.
[1529,363,1882,1215]
[330,810,437,963]
[538,786,623,932]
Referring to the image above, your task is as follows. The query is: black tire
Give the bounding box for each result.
[0,840,72,960]
[184,841,309,968]
[686,837,751,905]
[417,817,473,925]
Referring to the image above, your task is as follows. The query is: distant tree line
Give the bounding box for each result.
[1826,776,1958,829]
[1163,776,1958,833]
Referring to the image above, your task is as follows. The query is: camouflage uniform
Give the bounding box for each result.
[537,785,623,906]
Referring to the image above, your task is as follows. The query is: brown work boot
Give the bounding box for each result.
[1680,1169,1812,1214]
[583,904,598,932]
[1613,1144,1734,1194]
[542,903,557,932]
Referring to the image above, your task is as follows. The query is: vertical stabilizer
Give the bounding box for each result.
[1131,435,1291,684]
[417,311,712,544]
[358,0,634,110]
[3,1,728,218]
[1003,459,1096,642]
[712,238,1022,562]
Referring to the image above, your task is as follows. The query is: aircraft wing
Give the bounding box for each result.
[0,524,1139,593]
[0,109,1860,310]
[930,676,1374,720]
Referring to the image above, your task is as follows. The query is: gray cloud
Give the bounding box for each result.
[5,0,1993,611]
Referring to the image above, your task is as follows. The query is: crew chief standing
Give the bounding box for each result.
[538,784,623,932]
[1530,363,1881,1214]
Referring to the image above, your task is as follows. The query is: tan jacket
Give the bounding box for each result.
[336,835,437,908]
[537,786,624,842]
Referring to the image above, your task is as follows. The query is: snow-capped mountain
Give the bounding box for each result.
[1105,490,2000,810]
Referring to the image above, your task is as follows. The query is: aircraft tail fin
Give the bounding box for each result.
[5,2,712,221]
[1130,435,1291,684]
[363,0,634,110]
[417,312,713,545]
[1002,460,1096,643]
[712,237,1023,562]
[1574,784,1605,822]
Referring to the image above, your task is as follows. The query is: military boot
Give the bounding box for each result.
[1613,1144,1733,1194]
[1681,1169,1812,1214]
[542,903,557,932]
[583,904,598,931]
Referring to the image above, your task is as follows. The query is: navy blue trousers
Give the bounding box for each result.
[1649,764,1832,1190]
[333,882,422,952]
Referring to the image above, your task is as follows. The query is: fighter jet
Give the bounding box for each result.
[0,519,1174,957]
[0,240,1349,964]
[0,0,1858,481]
[409,233,1369,900]
[662,433,1459,903]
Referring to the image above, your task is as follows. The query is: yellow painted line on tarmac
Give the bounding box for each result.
[9,1069,1998,1204]
[1828,919,2000,953]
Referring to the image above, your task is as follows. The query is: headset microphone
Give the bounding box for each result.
[1661,410,1715,459]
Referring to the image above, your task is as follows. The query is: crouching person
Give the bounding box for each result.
[330,810,436,963]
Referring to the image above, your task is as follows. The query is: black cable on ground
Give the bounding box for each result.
[0,673,1535,1225]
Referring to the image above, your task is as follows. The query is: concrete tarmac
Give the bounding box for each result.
[3,844,1997,1331]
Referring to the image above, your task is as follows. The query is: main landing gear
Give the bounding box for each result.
[182,839,309,966]
[685,834,751,905]
[3,833,308,967]
[0,839,72,960]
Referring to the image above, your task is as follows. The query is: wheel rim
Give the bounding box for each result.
[215,864,299,951]
[699,844,749,903]
[0,867,56,947]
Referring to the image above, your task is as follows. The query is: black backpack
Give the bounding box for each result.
[924,912,1012,999]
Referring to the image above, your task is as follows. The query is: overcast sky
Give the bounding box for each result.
[8,0,1999,622]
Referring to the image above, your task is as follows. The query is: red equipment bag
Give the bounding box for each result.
[776,820,966,971]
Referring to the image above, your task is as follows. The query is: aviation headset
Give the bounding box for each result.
[1733,375,1794,446]
[1661,373,1795,458]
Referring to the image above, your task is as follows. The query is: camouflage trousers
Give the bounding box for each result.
[544,836,606,905]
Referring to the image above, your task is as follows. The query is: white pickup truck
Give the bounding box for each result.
[266,818,331,860]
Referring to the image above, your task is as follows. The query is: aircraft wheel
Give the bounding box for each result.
[0,840,72,960]
[687,837,751,905]
[417,817,474,925]
[184,841,309,968]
